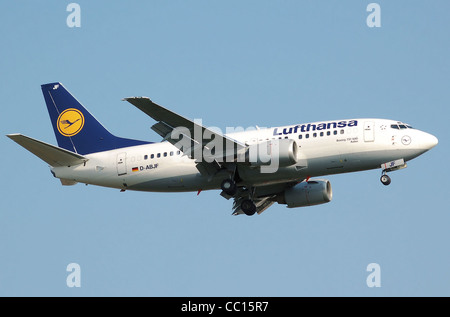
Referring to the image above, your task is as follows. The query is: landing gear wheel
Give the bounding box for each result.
[241,199,256,216]
[380,174,391,186]
[221,179,237,195]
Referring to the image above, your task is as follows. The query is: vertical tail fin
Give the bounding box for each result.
[42,82,148,154]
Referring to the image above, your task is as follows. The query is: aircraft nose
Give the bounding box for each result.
[423,132,438,150]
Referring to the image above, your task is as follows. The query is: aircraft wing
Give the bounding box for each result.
[124,97,246,175]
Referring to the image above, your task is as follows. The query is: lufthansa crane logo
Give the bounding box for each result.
[57,108,85,137]
[401,135,411,145]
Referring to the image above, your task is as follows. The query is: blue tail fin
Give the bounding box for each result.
[42,82,149,154]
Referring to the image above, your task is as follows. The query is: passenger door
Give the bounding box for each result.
[117,152,127,176]
[364,121,375,142]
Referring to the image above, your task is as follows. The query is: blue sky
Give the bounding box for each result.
[1,1,449,296]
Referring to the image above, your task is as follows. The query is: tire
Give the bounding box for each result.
[241,199,256,216]
[221,179,237,195]
[380,174,391,186]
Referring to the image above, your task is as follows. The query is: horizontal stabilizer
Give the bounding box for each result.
[6,134,88,167]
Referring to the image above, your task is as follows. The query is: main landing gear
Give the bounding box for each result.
[240,186,257,216]
[221,178,257,216]
[241,198,256,216]
[221,179,237,196]
[221,165,257,216]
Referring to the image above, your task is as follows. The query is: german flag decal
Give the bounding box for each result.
[132,167,139,172]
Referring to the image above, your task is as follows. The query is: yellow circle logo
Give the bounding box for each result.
[57,108,85,137]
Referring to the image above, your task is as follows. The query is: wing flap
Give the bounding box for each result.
[151,121,174,139]
[6,134,88,167]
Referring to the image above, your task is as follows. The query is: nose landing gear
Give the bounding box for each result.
[379,158,407,186]
[380,173,391,186]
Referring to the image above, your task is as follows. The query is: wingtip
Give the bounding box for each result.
[6,133,21,139]
[122,96,151,101]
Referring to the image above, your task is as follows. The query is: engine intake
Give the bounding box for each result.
[277,179,332,208]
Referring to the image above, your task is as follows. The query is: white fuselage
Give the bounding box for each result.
[51,118,438,192]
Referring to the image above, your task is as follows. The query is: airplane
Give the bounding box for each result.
[7,82,438,216]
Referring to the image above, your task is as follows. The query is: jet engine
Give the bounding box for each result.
[245,139,298,167]
[277,179,332,208]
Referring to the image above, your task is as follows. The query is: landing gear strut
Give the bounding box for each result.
[241,186,257,216]
[380,173,391,186]
[221,165,240,196]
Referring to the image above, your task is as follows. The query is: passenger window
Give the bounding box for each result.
[164,152,167,157]
[157,153,161,158]
[144,155,148,160]
[177,151,181,155]
[170,151,174,156]
[340,129,344,134]
[298,135,302,139]
[151,154,154,159]
[320,132,324,137]
[305,134,309,139]
[334,130,337,135]
[327,131,331,136]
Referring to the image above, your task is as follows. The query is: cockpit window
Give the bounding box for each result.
[391,123,414,130]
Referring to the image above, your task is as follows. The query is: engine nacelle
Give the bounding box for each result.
[277,179,332,208]
[245,138,298,167]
